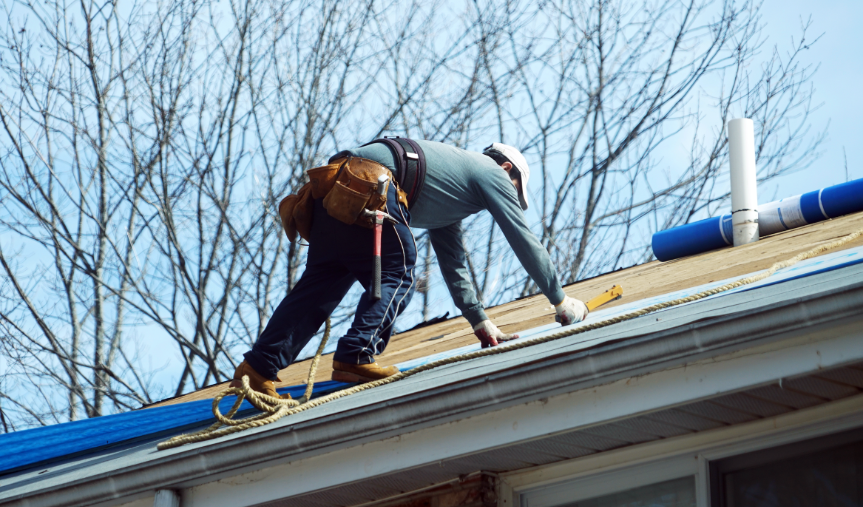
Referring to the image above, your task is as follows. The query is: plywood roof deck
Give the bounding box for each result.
[151,212,863,407]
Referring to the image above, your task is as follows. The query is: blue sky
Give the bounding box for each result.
[759,0,862,197]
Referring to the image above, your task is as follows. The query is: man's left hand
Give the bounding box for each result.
[473,320,519,348]
[554,296,588,326]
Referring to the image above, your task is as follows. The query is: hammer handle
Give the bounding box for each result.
[371,213,383,301]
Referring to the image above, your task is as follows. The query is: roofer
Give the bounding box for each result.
[230,139,588,398]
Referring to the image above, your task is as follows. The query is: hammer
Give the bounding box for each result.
[370,175,391,301]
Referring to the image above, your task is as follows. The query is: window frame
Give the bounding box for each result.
[517,455,699,507]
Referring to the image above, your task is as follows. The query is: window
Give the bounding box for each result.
[710,428,863,507]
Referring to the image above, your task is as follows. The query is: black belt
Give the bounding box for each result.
[360,137,426,209]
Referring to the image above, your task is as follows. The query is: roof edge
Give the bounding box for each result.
[6,267,863,507]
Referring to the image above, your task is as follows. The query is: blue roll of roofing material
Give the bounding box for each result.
[653,215,733,262]
[0,380,349,475]
[653,178,863,261]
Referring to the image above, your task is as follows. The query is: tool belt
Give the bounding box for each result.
[359,137,426,209]
[278,157,407,242]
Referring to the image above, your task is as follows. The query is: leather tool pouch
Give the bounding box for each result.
[278,182,314,242]
[307,161,341,199]
[323,180,371,225]
[278,156,408,242]
[323,157,398,229]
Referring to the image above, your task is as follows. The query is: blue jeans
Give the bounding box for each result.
[244,183,417,379]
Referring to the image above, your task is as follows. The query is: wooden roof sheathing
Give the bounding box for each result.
[152,211,863,407]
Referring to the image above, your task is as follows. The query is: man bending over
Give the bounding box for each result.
[231,140,587,397]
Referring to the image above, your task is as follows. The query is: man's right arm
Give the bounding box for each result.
[428,223,489,327]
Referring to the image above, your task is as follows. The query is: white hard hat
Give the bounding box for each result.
[483,143,531,210]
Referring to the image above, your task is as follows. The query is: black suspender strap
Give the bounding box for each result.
[361,136,426,209]
[399,138,426,208]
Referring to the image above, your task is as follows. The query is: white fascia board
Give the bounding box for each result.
[178,317,863,507]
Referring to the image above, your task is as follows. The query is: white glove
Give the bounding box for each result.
[555,296,588,326]
[473,320,519,348]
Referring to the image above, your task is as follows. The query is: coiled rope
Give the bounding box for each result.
[158,228,863,450]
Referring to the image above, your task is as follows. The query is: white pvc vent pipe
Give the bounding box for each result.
[728,118,759,246]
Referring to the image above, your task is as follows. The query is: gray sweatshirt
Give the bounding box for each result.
[340,140,566,326]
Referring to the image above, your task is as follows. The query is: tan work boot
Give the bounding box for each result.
[229,360,292,400]
[332,360,400,384]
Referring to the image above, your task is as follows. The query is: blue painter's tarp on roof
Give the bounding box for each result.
[0,380,349,474]
[1,245,861,476]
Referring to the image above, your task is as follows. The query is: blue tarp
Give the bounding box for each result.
[0,380,349,474]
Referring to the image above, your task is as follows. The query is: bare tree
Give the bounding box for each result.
[453,0,822,301]
[0,0,823,430]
